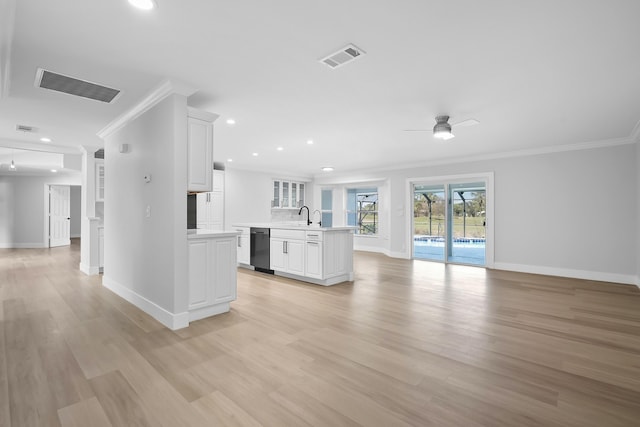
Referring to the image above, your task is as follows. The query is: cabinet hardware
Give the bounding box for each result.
[307,242,318,245]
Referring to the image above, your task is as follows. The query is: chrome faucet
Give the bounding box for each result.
[312,209,322,227]
[298,205,312,226]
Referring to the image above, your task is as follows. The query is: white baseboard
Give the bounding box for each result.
[493,262,638,286]
[71,234,81,238]
[79,262,100,276]
[102,275,189,330]
[189,302,230,322]
[0,242,47,249]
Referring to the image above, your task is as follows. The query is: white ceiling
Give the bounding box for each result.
[1,0,640,177]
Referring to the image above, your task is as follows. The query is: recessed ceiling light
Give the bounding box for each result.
[51,169,57,173]
[128,0,156,10]
[226,119,236,125]
[40,137,52,142]
[227,158,233,162]
[321,167,334,172]
[307,139,314,145]
[252,152,258,157]
[277,146,284,151]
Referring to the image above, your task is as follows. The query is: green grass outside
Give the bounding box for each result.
[414,216,485,238]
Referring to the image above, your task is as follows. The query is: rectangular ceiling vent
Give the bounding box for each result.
[35,68,121,103]
[320,44,366,69]
[16,124,37,133]
[94,149,104,159]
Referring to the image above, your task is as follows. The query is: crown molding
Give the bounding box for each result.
[97,78,197,140]
[0,138,82,155]
[0,0,16,99]
[319,135,637,179]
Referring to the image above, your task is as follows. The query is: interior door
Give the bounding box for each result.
[50,185,71,247]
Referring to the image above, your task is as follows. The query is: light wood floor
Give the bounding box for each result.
[1,240,640,426]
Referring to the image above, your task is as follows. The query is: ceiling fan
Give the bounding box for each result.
[404,115,479,140]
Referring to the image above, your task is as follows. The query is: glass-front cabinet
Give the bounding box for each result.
[272,179,306,209]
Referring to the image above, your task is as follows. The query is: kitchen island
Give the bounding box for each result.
[232,224,355,286]
[187,229,240,322]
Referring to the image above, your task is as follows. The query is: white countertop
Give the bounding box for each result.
[231,223,356,232]
[187,229,241,239]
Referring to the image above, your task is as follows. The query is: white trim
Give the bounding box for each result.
[0,243,47,249]
[188,302,230,322]
[102,275,189,330]
[71,234,81,238]
[313,136,636,179]
[353,245,389,256]
[79,262,100,276]
[97,78,197,139]
[389,250,411,259]
[274,270,352,286]
[493,262,637,286]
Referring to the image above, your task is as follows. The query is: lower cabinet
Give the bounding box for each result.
[98,226,104,270]
[270,229,306,275]
[187,233,238,322]
[236,227,250,265]
[305,240,322,279]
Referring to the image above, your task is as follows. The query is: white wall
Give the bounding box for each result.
[103,94,188,325]
[70,185,81,237]
[0,174,81,248]
[314,143,638,284]
[224,167,315,226]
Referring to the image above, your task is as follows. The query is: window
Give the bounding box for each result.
[321,189,333,227]
[347,188,378,235]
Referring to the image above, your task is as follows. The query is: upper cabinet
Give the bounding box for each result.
[95,161,105,202]
[187,108,216,192]
[272,179,306,209]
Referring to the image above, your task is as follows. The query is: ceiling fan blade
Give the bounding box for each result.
[403,129,432,132]
[452,119,479,127]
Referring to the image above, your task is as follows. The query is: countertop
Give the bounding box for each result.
[187,229,241,239]
[231,223,356,232]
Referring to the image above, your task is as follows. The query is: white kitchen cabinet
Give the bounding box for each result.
[305,240,322,279]
[272,179,306,209]
[196,171,224,230]
[187,232,238,322]
[236,227,250,265]
[187,108,215,192]
[270,229,305,275]
[95,162,105,202]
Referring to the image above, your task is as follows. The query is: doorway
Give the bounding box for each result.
[410,174,493,267]
[48,185,71,247]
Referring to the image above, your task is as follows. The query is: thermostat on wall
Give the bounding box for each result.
[144,174,152,183]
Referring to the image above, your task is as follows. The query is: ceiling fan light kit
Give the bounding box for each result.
[433,115,455,140]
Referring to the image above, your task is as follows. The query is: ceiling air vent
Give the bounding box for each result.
[35,68,121,103]
[16,124,37,133]
[319,44,366,69]
[94,149,104,159]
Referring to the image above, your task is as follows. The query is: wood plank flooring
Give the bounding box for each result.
[1,239,639,426]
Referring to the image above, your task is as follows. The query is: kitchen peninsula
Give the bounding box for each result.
[233,224,355,286]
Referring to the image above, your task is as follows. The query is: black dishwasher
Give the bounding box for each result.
[250,228,273,274]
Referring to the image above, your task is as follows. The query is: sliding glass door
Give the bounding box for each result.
[413,181,487,266]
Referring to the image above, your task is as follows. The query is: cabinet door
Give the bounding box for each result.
[270,238,286,271]
[237,234,250,264]
[212,237,237,304]
[211,192,224,230]
[187,117,213,192]
[282,182,290,208]
[95,163,105,202]
[305,241,322,279]
[286,240,305,275]
[188,240,211,309]
[273,180,280,208]
[196,193,208,229]
[298,183,305,208]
